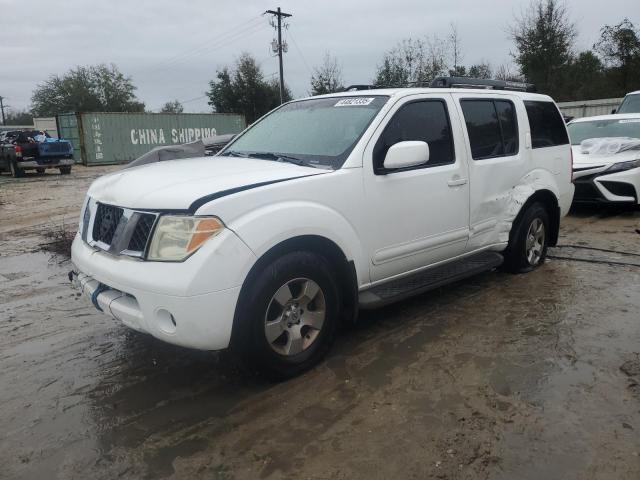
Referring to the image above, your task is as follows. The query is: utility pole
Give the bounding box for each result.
[265,7,292,104]
[0,96,6,125]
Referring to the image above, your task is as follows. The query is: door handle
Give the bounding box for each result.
[447,177,468,187]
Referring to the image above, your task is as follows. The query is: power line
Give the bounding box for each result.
[287,30,313,76]
[143,21,268,75]
[147,24,272,105]
[142,16,264,74]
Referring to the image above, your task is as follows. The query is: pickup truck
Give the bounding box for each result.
[0,130,74,177]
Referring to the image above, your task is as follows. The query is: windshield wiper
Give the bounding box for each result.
[245,152,316,168]
[222,150,248,158]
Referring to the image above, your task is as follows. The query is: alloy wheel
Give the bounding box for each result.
[525,218,545,265]
[264,278,326,356]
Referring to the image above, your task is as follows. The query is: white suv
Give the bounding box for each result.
[71,80,574,378]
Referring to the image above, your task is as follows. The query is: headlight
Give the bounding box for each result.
[147,215,224,261]
[606,158,640,173]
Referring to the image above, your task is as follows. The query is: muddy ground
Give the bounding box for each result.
[1,166,639,480]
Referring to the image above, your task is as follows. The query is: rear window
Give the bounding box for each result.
[524,101,569,148]
[460,99,519,160]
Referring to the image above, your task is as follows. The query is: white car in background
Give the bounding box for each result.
[615,91,640,114]
[568,113,640,206]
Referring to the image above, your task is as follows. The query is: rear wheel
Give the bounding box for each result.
[234,251,340,380]
[503,202,549,273]
[10,160,24,178]
[59,166,71,175]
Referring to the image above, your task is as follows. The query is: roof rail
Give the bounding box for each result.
[430,76,537,93]
[343,84,379,91]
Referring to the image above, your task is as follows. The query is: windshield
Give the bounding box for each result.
[617,94,640,114]
[567,118,640,145]
[221,96,389,169]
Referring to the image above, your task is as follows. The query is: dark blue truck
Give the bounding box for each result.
[0,130,74,177]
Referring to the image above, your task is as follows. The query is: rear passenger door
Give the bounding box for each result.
[453,94,525,250]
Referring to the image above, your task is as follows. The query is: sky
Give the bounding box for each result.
[0,0,638,115]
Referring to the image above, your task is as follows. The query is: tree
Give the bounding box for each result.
[510,0,576,98]
[564,51,606,99]
[448,65,467,77]
[4,109,33,125]
[449,23,463,73]
[207,53,290,124]
[31,64,144,116]
[310,53,344,95]
[160,100,184,113]
[468,63,492,79]
[374,37,447,87]
[495,64,524,82]
[594,18,640,93]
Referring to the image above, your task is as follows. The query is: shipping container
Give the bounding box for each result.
[557,98,623,120]
[56,112,245,165]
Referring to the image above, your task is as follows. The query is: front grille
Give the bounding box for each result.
[127,214,156,252]
[92,203,124,245]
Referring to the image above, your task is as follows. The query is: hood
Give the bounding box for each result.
[572,144,640,169]
[87,156,328,211]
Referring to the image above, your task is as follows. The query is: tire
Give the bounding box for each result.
[9,160,24,178]
[36,168,45,174]
[233,251,340,380]
[59,166,72,175]
[502,202,550,273]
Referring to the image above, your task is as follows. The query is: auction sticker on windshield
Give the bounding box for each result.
[335,98,375,107]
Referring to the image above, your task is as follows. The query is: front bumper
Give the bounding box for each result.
[70,228,256,350]
[572,166,640,204]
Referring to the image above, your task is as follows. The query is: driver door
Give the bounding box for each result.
[363,94,470,282]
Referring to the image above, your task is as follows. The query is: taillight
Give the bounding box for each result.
[14,145,22,157]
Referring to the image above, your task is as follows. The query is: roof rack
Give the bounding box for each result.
[430,76,536,92]
[343,84,379,91]
[342,77,537,93]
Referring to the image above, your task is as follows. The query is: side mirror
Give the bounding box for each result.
[611,108,617,114]
[383,141,429,171]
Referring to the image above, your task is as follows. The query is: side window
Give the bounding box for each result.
[495,100,518,155]
[461,100,503,159]
[373,100,455,172]
[460,99,519,160]
[524,101,569,148]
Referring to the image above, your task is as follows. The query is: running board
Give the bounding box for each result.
[359,251,504,308]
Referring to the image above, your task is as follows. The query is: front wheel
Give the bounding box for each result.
[36,168,45,174]
[502,202,549,273]
[59,166,71,175]
[233,251,340,380]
